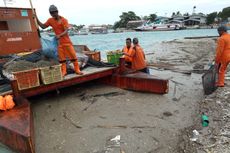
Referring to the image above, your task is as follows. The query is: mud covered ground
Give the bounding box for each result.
[28,38,230,153]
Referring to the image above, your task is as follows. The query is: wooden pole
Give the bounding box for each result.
[28,0,40,37]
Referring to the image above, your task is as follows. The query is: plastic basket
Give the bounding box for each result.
[107,53,122,65]
[40,64,63,85]
[13,69,40,90]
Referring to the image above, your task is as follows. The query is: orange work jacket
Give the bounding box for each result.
[123,45,133,62]
[129,45,146,70]
[215,32,230,63]
[45,16,72,44]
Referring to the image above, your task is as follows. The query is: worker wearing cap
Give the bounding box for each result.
[215,26,230,87]
[36,5,83,76]
[124,38,148,73]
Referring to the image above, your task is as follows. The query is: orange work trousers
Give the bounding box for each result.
[58,43,81,76]
[217,51,230,86]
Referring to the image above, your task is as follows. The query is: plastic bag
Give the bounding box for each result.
[0,95,15,111]
[4,95,15,110]
[0,96,6,111]
[40,37,58,61]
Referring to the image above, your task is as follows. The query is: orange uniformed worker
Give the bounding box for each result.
[124,38,148,73]
[215,26,230,87]
[36,5,83,76]
[122,38,133,66]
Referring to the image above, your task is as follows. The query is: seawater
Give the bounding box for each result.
[71,29,218,59]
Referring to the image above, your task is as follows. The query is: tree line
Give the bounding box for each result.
[113,6,230,29]
[206,7,230,25]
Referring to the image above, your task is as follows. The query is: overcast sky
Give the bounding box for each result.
[0,0,229,25]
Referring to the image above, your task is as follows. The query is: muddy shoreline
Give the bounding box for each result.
[25,38,229,153]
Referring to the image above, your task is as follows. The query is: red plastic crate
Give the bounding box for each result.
[12,69,40,90]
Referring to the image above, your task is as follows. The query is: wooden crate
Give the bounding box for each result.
[40,64,63,85]
[13,69,40,90]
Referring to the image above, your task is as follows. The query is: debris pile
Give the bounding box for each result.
[178,80,230,153]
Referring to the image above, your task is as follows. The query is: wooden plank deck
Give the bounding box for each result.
[0,67,117,96]
[11,67,117,98]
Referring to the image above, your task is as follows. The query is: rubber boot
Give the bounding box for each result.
[61,63,67,76]
[73,61,83,75]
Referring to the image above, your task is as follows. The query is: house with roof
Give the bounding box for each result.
[183,13,206,26]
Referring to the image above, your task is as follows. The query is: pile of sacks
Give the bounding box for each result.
[0,95,15,111]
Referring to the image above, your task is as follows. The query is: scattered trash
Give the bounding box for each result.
[202,113,209,127]
[104,135,122,153]
[0,95,15,111]
[190,130,200,142]
[110,135,121,145]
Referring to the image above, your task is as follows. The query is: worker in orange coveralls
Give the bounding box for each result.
[215,26,230,87]
[36,5,83,76]
[124,38,148,73]
[122,38,133,67]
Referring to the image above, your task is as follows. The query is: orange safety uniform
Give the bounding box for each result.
[45,16,81,76]
[215,32,230,86]
[128,45,146,71]
[122,45,133,62]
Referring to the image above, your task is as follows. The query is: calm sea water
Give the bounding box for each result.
[71,29,218,59]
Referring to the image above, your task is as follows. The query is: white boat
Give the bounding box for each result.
[135,23,181,31]
[89,26,108,34]
[91,28,108,34]
[76,28,88,35]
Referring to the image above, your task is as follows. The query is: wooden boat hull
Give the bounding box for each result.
[100,72,168,94]
[0,96,34,153]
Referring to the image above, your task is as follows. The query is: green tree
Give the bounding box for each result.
[113,21,120,29]
[183,13,189,16]
[142,15,149,20]
[206,12,217,25]
[176,11,181,16]
[219,7,230,21]
[113,11,141,29]
[72,24,85,30]
[171,12,175,17]
[148,14,157,22]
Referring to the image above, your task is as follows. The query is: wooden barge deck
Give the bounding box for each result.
[0,58,169,153]
[0,6,169,153]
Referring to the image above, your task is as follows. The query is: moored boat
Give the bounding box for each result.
[89,25,108,34]
[135,23,181,31]
[76,28,89,35]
